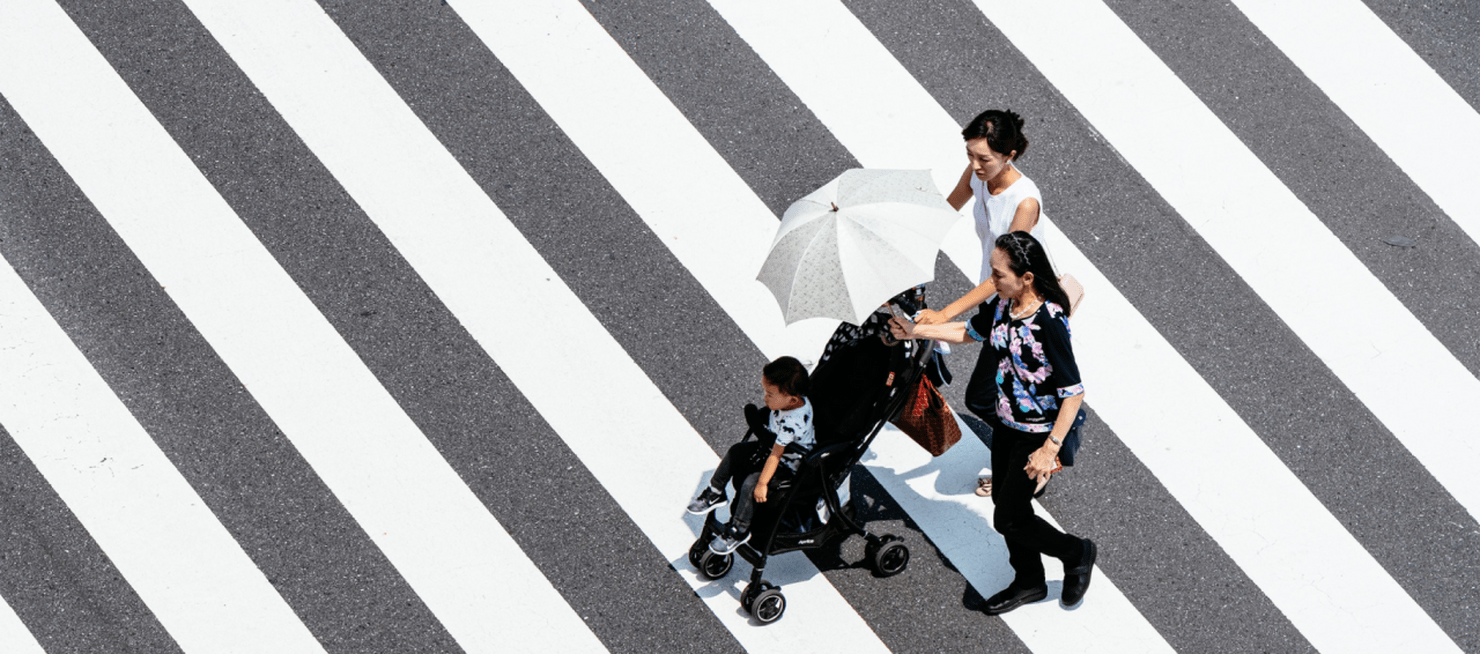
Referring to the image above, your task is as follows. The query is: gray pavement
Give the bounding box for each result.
[1,0,1478,652]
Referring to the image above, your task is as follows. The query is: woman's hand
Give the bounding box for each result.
[888,316,916,341]
[914,308,947,325]
[754,484,768,503]
[1025,444,1059,481]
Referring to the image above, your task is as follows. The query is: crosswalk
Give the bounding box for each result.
[0,0,1477,652]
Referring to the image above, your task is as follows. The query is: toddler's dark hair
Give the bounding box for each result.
[763,356,810,398]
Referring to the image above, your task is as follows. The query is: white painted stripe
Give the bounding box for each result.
[173,0,888,649]
[964,0,1480,526]
[0,2,601,652]
[1230,0,1480,248]
[0,593,50,654]
[704,0,1463,651]
[0,257,321,652]
[452,0,1170,650]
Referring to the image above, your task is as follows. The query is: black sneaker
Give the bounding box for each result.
[709,524,751,554]
[686,487,728,515]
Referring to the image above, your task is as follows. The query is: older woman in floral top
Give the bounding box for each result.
[890,231,1095,616]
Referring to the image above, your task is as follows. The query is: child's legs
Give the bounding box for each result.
[730,472,763,532]
[709,441,761,491]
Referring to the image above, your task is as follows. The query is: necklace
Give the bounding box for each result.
[1010,296,1042,320]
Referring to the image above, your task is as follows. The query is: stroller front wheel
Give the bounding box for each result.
[695,549,733,580]
[749,586,786,624]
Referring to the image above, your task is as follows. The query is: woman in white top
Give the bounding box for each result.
[916,110,1044,326]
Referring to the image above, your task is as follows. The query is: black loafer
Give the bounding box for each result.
[1061,538,1096,606]
[984,583,1048,616]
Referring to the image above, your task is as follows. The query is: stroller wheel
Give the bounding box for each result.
[695,550,733,580]
[740,580,773,612]
[688,537,709,570]
[750,587,786,624]
[868,537,910,578]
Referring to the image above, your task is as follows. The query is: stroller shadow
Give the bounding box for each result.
[881,412,994,494]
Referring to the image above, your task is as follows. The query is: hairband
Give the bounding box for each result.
[1003,233,1032,267]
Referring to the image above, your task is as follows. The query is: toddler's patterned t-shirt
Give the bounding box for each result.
[769,398,815,471]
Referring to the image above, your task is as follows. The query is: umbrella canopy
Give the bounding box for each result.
[758,169,960,326]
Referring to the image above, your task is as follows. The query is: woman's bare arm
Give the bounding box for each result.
[947,164,974,211]
[890,316,972,344]
[927,278,997,323]
[1007,196,1040,233]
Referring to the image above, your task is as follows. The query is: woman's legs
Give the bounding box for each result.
[990,423,1082,588]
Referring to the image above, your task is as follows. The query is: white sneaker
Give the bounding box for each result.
[708,525,750,555]
[686,487,728,515]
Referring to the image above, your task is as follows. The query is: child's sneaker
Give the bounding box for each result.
[708,524,751,555]
[686,487,728,515]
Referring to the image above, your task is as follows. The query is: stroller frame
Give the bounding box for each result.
[688,338,933,624]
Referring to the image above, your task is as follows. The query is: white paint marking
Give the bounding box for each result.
[0,255,322,653]
[705,0,1464,651]
[175,0,888,649]
[0,2,602,651]
[1230,0,1480,248]
[452,0,1170,650]
[0,592,51,654]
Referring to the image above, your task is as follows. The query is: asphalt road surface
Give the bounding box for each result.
[1,0,1478,652]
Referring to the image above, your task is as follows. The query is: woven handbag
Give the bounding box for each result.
[893,374,962,456]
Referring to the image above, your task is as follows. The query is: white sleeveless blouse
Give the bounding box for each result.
[970,167,1045,284]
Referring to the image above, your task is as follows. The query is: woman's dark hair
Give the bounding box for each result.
[763,356,810,398]
[994,231,1070,312]
[961,109,1029,160]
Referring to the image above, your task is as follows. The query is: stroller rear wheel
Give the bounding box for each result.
[868,536,910,577]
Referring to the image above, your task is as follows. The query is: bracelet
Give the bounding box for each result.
[1048,434,1062,446]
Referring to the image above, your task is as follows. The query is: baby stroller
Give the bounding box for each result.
[688,326,934,624]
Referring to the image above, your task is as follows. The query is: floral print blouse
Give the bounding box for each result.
[964,298,1084,433]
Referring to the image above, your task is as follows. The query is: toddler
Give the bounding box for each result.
[687,356,815,554]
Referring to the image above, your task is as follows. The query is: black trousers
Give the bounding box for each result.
[990,421,1084,587]
[709,441,774,533]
